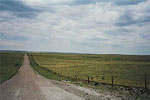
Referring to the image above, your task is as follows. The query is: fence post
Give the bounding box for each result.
[88,76,90,84]
[55,69,56,74]
[68,72,69,77]
[75,74,77,83]
[145,75,147,90]
[112,76,114,89]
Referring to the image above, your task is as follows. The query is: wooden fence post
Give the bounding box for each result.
[112,76,114,89]
[68,72,69,77]
[145,75,147,90]
[75,74,77,82]
[55,69,56,74]
[61,69,62,75]
[88,76,90,84]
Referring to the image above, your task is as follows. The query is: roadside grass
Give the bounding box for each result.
[0,52,24,84]
[28,53,150,99]
[28,55,77,82]
[28,53,150,89]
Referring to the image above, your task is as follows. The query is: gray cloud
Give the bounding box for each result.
[112,0,147,5]
[0,0,150,55]
[0,0,40,18]
[72,0,147,5]
[115,1,150,26]
[116,12,150,26]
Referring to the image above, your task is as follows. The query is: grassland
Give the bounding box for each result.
[28,53,150,89]
[29,54,73,81]
[0,52,24,84]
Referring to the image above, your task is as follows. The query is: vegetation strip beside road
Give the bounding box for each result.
[28,53,150,99]
[28,53,150,89]
[0,52,24,84]
[28,54,77,82]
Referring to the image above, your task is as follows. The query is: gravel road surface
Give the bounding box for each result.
[0,55,121,100]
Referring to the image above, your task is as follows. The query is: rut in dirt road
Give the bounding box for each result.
[0,54,84,100]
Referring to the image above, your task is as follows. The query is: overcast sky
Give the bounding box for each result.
[0,0,150,55]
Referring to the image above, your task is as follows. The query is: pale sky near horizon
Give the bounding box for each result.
[0,0,150,55]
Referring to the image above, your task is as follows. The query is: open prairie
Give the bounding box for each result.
[29,53,150,89]
[0,52,24,84]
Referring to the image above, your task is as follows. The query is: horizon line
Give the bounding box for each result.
[0,49,150,56]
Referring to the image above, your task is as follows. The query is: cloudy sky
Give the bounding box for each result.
[0,0,150,55]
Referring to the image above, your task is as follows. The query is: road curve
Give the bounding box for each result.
[0,54,84,100]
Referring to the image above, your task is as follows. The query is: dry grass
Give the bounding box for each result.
[29,53,150,88]
[0,52,24,84]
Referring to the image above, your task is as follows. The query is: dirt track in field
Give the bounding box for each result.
[0,54,121,100]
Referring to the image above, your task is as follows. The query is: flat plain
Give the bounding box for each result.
[29,53,150,89]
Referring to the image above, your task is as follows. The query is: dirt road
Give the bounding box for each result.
[0,55,121,100]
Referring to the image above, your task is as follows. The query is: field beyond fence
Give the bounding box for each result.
[28,53,150,89]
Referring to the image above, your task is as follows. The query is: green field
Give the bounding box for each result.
[0,52,24,84]
[28,53,150,89]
